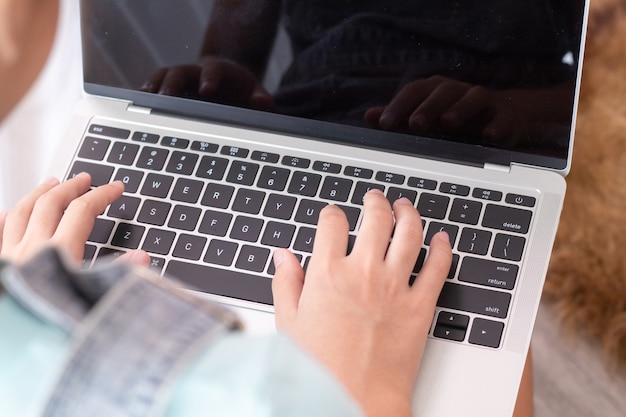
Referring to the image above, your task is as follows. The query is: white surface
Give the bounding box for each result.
[0,0,82,211]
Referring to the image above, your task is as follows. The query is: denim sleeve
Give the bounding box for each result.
[0,295,363,417]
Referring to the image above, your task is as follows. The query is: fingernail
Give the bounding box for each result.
[41,176,59,185]
[395,197,413,206]
[367,188,384,196]
[436,231,450,243]
[273,249,285,268]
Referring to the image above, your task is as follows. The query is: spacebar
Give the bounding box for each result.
[165,261,274,306]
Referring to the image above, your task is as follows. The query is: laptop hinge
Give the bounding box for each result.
[126,104,152,115]
[483,162,511,173]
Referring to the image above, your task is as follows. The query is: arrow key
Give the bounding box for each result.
[469,318,505,348]
[433,324,466,342]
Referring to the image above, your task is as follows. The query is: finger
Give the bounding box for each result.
[385,198,423,274]
[23,173,92,241]
[0,210,7,253]
[52,181,125,261]
[3,176,60,247]
[140,67,169,93]
[440,85,491,129]
[350,189,394,259]
[271,248,305,330]
[310,204,349,260]
[411,232,452,307]
[116,249,151,267]
[249,83,275,111]
[380,79,437,131]
[409,81,470,131]
[363,106,385,128]
[159,65,200,96]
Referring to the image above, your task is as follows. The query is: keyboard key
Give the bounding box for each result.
[165,261,274,305]
[200,183,235,209]
[236,245,271,273]
[204,239,238,266]
[433,325,466,342]
[351,181,385,205]
[78,137,110,160]
[107,195,140,220]
[425,222,459,246]
[83,244,97,266]
[172,234,207,261]
[313,161,341,173]
[88,218,115,243]
[263,194,297,220]
[97,247,125,260]
[469,318,505,348]
[148,257,166,273]
[473,188,503,201]
[171,178,204,203]
[165,151,198,175]
[449,199,482,225]
[198,210,233,237]
[221,146,249,158]
[111,223,145,249]
[411,248,428,274]
[226,161,260,186]
[448,253,460,279]
[437,311,470,329]
[232,188,266,214]
[114,169,144,193]
[386,187,417,205]
[287,171,322,197]
[196,156,229,180]
[344,166,373,179]
[417,193,449,220]
[440,182,470,196]
[162,136,189,149]
[132,131,159,143]
[458,257,519,290]
[457,228,492,256]
[230,216,264,242]
[320,177,353,202]
[437,282,511,319]
[482,204,532,234]
[293,227,316,253]
[68,161,114,187]
[282,155,310,168]
[191,141,219,153]
[251,151,280,163]
[257,166,290,191]
[142,228,176,255]
[376,171,405,184]
[505,193,536,207]
[140,173,174,198]
[168,205,202,231]
[107,142,139,166]
[491,233,526,262]
[137,200,171,226]
[136,146,169,170]
[408,177,437,190]
[89,124,130,139]
[261,221,296,248]
[295,199,328,226]
[267,253,303,275]
[336,205,361,231]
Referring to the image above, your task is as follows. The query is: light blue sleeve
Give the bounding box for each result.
[0,295,364,417]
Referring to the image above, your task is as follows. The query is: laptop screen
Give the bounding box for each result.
[80,0,586,171]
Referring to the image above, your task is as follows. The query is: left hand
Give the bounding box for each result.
[0,173,149,265]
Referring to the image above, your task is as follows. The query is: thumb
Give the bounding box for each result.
[271,248,304,330]
[116,249,151,267]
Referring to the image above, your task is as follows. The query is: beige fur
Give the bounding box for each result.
[543,0,626,367]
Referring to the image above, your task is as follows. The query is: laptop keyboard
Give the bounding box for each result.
[70,122,536,350]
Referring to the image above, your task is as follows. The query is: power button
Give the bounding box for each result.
[505,193,536,207]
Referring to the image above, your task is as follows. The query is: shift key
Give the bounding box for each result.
[437,282,511,319]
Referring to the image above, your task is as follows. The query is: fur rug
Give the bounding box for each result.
[543,0,626,368]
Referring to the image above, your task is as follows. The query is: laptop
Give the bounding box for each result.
[47,1,588,416]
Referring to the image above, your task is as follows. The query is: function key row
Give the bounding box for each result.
[86,124,536,205]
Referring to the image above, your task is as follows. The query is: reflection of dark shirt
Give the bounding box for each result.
[275,0,579,122]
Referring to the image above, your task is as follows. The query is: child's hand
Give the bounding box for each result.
[272,189,452,417]
[0,173,149,265]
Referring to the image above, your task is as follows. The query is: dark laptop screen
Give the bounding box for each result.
[80,0,586,170]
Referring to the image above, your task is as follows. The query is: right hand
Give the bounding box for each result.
[140,56,274,111]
